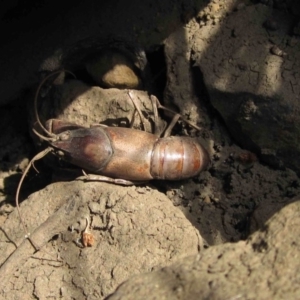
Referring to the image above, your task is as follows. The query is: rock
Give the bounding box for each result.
[33,79,166,134]
[0,181,202,298]
[107,200,300,299]
[164,24,209,126]
[86,50,143,89]
[191,4,300,173]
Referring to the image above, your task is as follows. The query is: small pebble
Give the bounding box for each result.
[270,45,286,57]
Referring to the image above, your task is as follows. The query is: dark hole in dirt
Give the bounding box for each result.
[2,154,9,163]
[291,180,300,188]
[191,65,210,105]
[52,234,59,241]
[16,161,53,204]
[191,65,236,135]
[194,190,201,196]
[71,68,95,86]
[146,45,167,99]
[233,215,249,231]
[252,239,268,253]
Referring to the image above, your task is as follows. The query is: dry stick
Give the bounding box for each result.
[78,170,136,186]
[0,196,79,288]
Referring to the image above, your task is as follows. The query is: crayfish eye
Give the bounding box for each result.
[59,131,70,141]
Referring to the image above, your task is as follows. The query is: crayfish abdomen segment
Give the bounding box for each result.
[150,137,210,180]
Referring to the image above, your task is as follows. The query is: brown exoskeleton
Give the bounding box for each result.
[16,70,210,237]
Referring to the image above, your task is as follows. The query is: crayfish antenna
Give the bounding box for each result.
[34,69,76,139]
[32,127,58,143]
[16,147,52,239]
